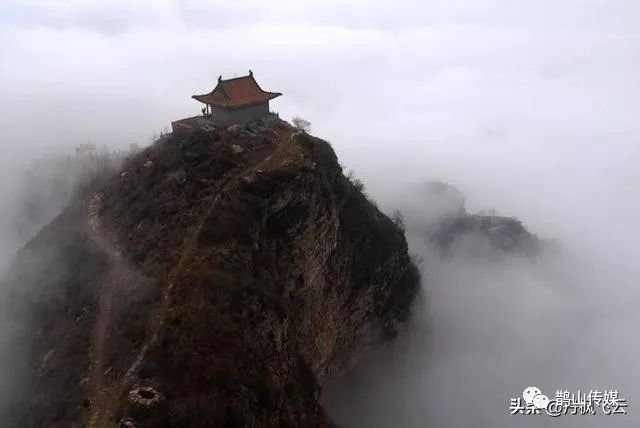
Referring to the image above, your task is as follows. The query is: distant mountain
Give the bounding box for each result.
[395,180,550,259]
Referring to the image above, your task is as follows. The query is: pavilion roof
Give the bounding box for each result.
[192,72,281,110]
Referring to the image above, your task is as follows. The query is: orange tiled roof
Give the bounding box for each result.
[192,72,281,110]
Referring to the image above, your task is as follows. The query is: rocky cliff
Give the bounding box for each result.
[0,120,419,427]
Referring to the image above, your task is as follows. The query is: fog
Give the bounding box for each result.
[1,0,639,426]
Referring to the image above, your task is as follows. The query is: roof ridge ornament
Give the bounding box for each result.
[218,75,222,82]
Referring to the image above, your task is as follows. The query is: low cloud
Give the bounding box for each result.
[0,0,638,426]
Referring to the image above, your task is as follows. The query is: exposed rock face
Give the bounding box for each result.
[0,121,419,427]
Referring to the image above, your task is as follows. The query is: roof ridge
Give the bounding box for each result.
[218,73,253,83]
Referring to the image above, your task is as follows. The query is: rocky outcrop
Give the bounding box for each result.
[394,180,547,259]
[0,120,419,427]
[431,213,543,258]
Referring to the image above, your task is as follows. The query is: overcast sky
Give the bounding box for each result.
[1,1,638,225]
[1,1,639,426]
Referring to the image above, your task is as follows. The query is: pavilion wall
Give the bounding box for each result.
[211,102,270,126]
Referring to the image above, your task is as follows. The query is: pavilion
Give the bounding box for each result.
[192,71,281,127]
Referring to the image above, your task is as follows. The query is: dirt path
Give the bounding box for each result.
[84,130,296,427]
[87,193,133,427]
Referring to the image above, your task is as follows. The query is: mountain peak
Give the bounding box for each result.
[1,119,419,427]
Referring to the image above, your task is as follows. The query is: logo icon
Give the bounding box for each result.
[523,386,549,409]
